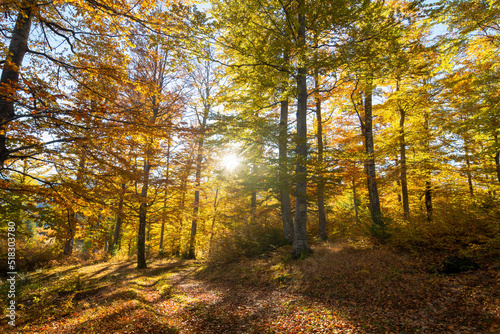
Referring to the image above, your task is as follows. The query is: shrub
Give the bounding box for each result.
[207,217,288,264]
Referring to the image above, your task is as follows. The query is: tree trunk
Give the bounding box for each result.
[208,188,219,256]
[494,133,500,183]
[352,175,359,226]
[397,81,410,219]
[423,111,433,222]
[111,183,126,254]
[362,77,385,239]
[464,143,474,197]
[291,0,311,259]
[137,160,151,269]
[279,99,294,243]
[251,190,257,209]
[63,208,76,255]
[187,112,208,259]
[315,68,327,241]
[0,0,33,167]
[159,141,171,252]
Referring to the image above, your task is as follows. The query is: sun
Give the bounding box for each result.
[221,154,240,171]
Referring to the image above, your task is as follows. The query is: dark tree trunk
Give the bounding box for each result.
[464,143,474,197]
[187,112,208,260]
[423,111,433,222]
[425,180,433,222]
[352,175,359,226]
[208,188,219,256]
[137,161,151,269]
[0,1,33,167]
[279,99,293,243]
[159,141,171,252]
[362,78,385,239]
[315,71,327,241]
[397,81,410,219]
[494,133,500,183]
[63,208,76,255]
[291,0,311,259]
[111,183,126,253]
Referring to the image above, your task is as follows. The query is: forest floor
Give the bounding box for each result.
[1,241,500,333]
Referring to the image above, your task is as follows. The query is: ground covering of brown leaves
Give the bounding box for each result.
[1,242,500,333]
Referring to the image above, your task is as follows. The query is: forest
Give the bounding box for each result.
[1,0,500,333]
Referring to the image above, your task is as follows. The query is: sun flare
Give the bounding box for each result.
[221,154,240,171]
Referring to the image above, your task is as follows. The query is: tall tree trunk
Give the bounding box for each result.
[494,133,500,183]
[208,188,219,256]
[137,160,151,269]
[63,150,86,256]
[279,98,294,243]
[292,0,311,258]
[314,67,327,241]
[464,143,474,197]
[425,180,432,222]
[159,141,171,252]
[352,175,359,226]
[423,111,433,222]
[111,183,126,254]
[187,112,208,259]
[63,208,76,255]
[0,1,33,167]
[397,81,410,219]
[362,77,385,239]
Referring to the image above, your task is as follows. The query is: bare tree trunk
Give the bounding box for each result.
[464,143,474,197]
[279,98,294,243]
[0,1,33,167]
[352,175,359,226]
[362,77,385,239]
[63,208,76,255]
[208,188,219,255]
[111,183,126,254]
[159,141,171,252]
[187,113,208,259]
[315,69,327,241]
[137,160,151,269]
[63,151,86,255]
[494,133,500,183]
[291,0,311,258]
[397,81,410,219]
[423,110,433,222]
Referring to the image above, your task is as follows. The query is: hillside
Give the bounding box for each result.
[2,242,500,333]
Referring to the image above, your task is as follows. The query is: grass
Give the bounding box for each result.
[1,241,499,333]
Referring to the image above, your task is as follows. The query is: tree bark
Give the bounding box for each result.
[111,183,126,253]
[315,69,327,241]
[208,188,219,256]
[187,110,208,259]
[494,133,500,183]
[423,111,433,222]
[137,160,151,269]
[352,175,359,226]
[362,77,385,239]
[291,0,311,258]
[464,143,474,197]
[63,208,76,255]
[159,140,171,252]
[397,81,410,219]
[0,0,33,167]
[279,98,294,243]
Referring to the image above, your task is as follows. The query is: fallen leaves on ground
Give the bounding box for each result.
[1,243,499,333]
